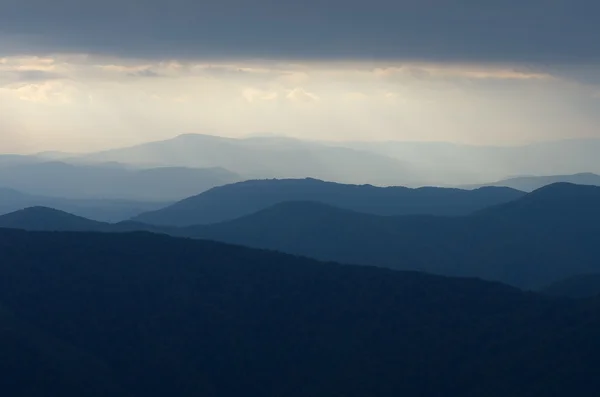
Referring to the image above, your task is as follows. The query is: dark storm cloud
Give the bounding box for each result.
[0,0,598,63]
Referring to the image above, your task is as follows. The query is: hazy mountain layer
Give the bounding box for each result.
[77,134,425,186]
[9,135,600,189]
[8,136,600,188]
[463,172,600,192]
[335,138,600,184]
[0,187,168,223]
[0,161,240,201]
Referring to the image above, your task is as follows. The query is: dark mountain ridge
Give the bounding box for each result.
[133,178,525,227]
[0,207,111,232]
[1,228,600,396]
[178,183,600,288]
[2,183,599,288]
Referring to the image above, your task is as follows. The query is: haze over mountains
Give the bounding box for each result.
[76,134,600,186]
[0,160,240,201]
[337,138,600,185]
[78,134,423,186]
[0,187,168,222]
[465,172,600,192]
[7,134,600,188]
[3,134,600,207]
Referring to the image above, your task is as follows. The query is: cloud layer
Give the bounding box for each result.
[1,55,599,153]
[0,0,599,63]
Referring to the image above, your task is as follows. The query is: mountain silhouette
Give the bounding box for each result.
[475,182,600,223]
[0,207,111,231]
[1,228,600,396]
[4,183,600,288]
[0,207,171,235]
[464,172,600,192]
[178,183,600,288]
[133,178,524,226]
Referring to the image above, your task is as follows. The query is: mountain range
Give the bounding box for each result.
[3,182,600,289]
[0,187,167,223]
[465,172,600,192]
[76,134,425,186]
[1,227,600,397]
[6,135,600,202]
[133,178,524,226]
[73,134,600,186]
[0,161,240,201]
[180,183,600,288]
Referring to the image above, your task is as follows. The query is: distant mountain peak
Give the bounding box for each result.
[528,182,600,197]
[16,206,64,213]
[2,206,93,221]
[466,173,600,192]
[476,182,600,220]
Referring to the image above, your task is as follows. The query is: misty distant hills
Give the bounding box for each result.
[77,134,425,186]
[132,178,525,227]
[77,134,600,187]
[0,154,45,167]
[0,187,167,223]
[8,135,600,189]
[336,138,600,185]
[2,228,600,396]
[464,172,600,192]
[6,183,600,289]
[0,161,240,201]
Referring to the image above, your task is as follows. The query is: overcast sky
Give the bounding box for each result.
[1,0,599,153]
